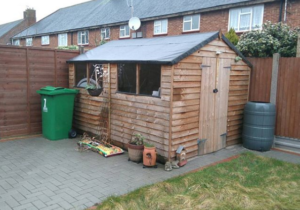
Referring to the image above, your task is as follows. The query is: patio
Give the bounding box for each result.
[0,137,299,210]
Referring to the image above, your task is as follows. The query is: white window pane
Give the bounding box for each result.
[106,28,110,38]
[125,26,129,35]
[229,9,239,31]
[240,13,251,31]
[252,5,263,29]
[184,16,191,22]
[162,20,167,33]
[241,8,251,13]
[154,25,161,34]
[192,15,199,30]
[184,22,191,31]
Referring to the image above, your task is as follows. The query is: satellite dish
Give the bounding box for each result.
[128,17,141,31]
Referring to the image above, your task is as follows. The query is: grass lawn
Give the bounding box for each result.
[97,152,300,210]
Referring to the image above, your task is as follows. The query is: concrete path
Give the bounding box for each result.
[0,137,299,210]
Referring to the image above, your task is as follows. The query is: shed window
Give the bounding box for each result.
[120,25,130,38]
[41,36,49,45]
[183,14,200,32]
[229,5,264,32]
[139,64,161,96]
[101,28,110,40]
[154,19,168,35]
[26,38,32,46]
[78,30,89,45]
[117,64,136,93]
[117,63,161,97]
[75,63,103,89]
[58,33,68,46]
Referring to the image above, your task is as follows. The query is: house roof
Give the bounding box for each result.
[0,19,23,38]
[13,0,274,39]
[67,31,252,67]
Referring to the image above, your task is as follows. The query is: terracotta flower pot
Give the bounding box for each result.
[128,144,144,163]
[143,146,156,167]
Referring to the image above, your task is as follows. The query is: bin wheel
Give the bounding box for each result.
[69,129,77,138]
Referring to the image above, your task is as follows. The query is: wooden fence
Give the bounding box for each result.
[0,46,79,139]
[248,57,300,139]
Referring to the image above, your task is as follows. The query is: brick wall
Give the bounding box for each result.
[15,1,300,49]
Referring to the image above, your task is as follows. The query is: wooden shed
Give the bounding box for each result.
[67,31,252,161]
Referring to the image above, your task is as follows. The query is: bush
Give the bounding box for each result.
[237,21,299,57]
[225,28,239,46]
[57,45,79,50]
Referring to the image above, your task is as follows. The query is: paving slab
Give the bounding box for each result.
[0,137,299,210]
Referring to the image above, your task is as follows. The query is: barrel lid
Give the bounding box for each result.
[36,86,79,95]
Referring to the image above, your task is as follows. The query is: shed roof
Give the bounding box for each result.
[0,19,22,38]
[67,31,252,67]
[13,0,273,38]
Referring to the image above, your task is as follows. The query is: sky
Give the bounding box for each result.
[0,0,90,25]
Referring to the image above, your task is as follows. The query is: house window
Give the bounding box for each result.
[77,30,89,45]
[183,14,200,32]
[101,28,110,40]
[13,39,20,46]
[120,25,130,38]
[58,33,68,46]
[117,64,136,93]
[117,63,161,97]
[139,64,161,96]
[26,38,32,46]
[41,36,49,45]
[154,19,168,35]
[229,5,264,32]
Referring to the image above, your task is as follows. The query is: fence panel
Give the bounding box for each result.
[0,46,79,139]
[247,57,273,102]
[276,58,300,139]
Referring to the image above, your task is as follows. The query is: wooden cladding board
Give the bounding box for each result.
[0,46,78,139]
[227,60,251,146]
[171,59,201,159]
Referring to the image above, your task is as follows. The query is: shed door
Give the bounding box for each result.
[199,57,231,154]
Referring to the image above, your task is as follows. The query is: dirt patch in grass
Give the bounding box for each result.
[96,152,300,210]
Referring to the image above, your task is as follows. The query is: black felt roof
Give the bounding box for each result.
[13,0,267,38]
[67,31,252,67]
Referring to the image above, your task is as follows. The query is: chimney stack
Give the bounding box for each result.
[23,9,36,26]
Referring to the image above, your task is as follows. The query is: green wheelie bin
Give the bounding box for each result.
[36,86,79,140]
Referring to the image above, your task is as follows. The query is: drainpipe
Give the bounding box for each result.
[284,0,288,23]
[279,0,284,22]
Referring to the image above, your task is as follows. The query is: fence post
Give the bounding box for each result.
[270,53,280,104]
[297,33,300,57]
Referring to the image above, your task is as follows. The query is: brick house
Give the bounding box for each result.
[0,9,36,45]
[12,0,300,49]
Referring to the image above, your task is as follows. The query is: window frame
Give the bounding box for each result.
[119,25,130,38]
[41,35,50,45]
[117,63,161,98]
[26,38,33,46]
[58,33,68,47]
[101,28,110,40]
[154,19,168,35]
[183,14,200,32]
[77,30,89,45]
[228,5,264,32]
[13,39,20,46]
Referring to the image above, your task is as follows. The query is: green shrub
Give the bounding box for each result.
[237,21,299,57]
[225,28,239,46]
[57,45,79,50]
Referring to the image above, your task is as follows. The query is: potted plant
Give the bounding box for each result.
[143,142,157,168]
[86,64,103,96]
[128,133,145,163]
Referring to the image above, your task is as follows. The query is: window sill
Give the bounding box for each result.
[119,36,131,39]
[116,91,161,99]
[153,33,168,36]
[78,44,89,46]
[182,29,200,34]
